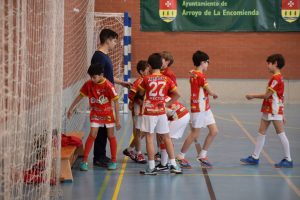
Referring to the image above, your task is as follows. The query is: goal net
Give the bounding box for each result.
[0,0,64,199]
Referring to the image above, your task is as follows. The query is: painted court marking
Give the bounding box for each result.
[112,135,133,200]
[202,168,217,200]
[97,116,132,200]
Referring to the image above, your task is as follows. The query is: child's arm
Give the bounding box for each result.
[246,89,273,100]
[204,85,218,99]
[113,99,121,130]
[137,88,145,100]
[165,89,180,107]
[114,77,132,88]
[67,94,84,119]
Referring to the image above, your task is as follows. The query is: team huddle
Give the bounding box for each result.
[67,29,293,175]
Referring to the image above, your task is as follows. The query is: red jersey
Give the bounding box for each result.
[129,77,144,116]
[80,79,119,124]
[261,73,284,115]
[166,100,189,121]
[161,67,177,86]
[139,73,177,116]
[190,70,210,112]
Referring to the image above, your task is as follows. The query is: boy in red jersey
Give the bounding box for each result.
[153,51,178,161]
[123,60,149,164]
[161,51,177,86]
[138,53,182,175]
[241,54,293,168]
[155,97,191,171]
[67,63,121,171]
[176,50,218,168]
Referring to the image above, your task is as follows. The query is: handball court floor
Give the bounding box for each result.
[62,104,300,200]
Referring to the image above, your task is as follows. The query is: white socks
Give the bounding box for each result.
[252,133,266,159]
[177,152,185,159]
[149,160,155,169]
[170,159,177,167]
[199,150,207,159]
[251,132,292,161]
[161,149,168,166]
[127,147,134,152]
[278,132,292,161]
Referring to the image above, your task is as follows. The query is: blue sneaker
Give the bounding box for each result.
[240,156,259,165]
[176,157,192,169]
[198,157,213,168]
[80,162,89,171]
[107,162,117,170]
[275,158,293,168]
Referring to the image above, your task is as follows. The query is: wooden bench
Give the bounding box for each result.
[60,132,84,183]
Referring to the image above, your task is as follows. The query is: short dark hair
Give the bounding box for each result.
[161,51,174,67]
[99,29,118,44]
[136,60,149,75]
[87,63,104,76]
[266,54,285,69]
[192,50,209,67]
[148,53,162,69]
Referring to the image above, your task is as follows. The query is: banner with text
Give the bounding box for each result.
[141,0,300,31]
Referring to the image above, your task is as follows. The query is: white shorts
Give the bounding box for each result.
[262,113,283,121]
[90,122,115,128]
[169,113,190,139]
[134,115,142,130]
[191,109,216,128]
[141,114,169,134]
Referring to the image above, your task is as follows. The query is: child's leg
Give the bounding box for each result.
[107,127,117,163]
[129,116,137,150]
[134,128,142,153]
[273,120,292,161]
[145,133,155,169]
[83,127,99,162]
[161,134,175,162]
[159,141,168,166]
[127,128,137,151]
[178,127,201,158]
[251,119,270,159]
[200,124,218,158]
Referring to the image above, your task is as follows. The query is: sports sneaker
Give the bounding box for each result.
[107,162,117,170]
[140,167,157,175]
[93,156,110,167]
[155,163,169,172]
[176,157,192,169]
[154,152,161,162]
[170,165,182,174]
[135,153,147,164]
[80,162,88,171]
[198,157,213,168]
[123,148,136,161]
[274,158,293,168]
[240,156,259,165]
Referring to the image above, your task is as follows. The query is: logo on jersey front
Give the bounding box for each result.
[282,0,300,23]
[159,0,177,23]
[91,95,109,104]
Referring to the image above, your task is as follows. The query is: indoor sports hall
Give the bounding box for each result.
[1,1,300,200]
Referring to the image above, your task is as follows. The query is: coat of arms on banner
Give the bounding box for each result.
[159,0,177,23]
[282,0,300,23]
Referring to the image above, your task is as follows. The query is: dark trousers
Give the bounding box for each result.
[93,126,108,161]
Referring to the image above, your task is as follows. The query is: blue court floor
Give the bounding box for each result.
[61,104,300,200]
